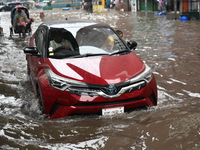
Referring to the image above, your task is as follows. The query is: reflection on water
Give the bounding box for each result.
[0,9,200,149]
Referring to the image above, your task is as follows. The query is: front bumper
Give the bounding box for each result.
[39,74,157,119]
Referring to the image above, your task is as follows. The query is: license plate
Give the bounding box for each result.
[102,106,124,116]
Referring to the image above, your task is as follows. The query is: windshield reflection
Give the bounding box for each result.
[48,25,128,59]
[76,26,127,52]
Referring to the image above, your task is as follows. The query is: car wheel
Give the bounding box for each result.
[10,27,13,37]
[27,65,30,75]
[22,32,26,38]
[1,9,5,12]
[37,87,45,115]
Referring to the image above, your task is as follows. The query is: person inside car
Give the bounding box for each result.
[116,30,123,38]
[13,6,29,31]
[116,29,137,50]
[101,30,123,51]
[49,30,74,54]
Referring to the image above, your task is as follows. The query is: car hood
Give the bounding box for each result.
[48,52,145,85]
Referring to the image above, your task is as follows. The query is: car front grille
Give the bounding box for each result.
[68,80,146,98]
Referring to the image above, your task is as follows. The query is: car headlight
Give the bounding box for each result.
[129,64,153,84]
[45,69,87,91]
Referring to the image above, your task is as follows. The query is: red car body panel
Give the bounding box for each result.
[24,20,158,119]
[47,52,144,84]
[26,52,157,119]
[47,76,157,119]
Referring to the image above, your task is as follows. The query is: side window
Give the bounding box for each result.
[35,29,46,54]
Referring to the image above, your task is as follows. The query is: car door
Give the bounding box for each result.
[7,3,13,11]
[0,4,8,11]
[28,27,48,92]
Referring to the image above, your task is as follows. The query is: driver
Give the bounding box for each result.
[49,30,74,52]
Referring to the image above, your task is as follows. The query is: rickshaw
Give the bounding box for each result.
[9,5,34,38]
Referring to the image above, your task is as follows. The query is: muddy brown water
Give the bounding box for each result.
[0,9,200,150]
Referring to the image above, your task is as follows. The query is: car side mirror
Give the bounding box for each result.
[127,40,137,50]
[23,46,40,56]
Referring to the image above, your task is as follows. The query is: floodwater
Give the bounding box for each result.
[0,8,200,150]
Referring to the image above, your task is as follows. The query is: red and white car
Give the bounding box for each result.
[24,20,157,119]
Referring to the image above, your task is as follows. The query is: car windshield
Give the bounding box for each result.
[48,24,129,59]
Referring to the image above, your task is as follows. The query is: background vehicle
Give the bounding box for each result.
[0,2,23,12]
[10,5,34,38]
[23,20,158,119]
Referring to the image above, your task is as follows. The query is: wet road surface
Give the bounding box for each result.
[0,9,200,150]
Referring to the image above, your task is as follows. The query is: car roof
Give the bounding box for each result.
[7,2,22,4]
[7,2,22,6]
[40,20,110,29]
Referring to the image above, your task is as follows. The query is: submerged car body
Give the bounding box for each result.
[24,20,157,119]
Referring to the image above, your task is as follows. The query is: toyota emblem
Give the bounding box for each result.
[106,85,117,94]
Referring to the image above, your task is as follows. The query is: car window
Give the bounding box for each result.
[8,4,14,7]
[8,3,22,7]
[35,28,46,55]
[76,26,127,52]
[48,28,79,58]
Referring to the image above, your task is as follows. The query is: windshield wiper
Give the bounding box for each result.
[71,53,109,58]
[109,49,130,56]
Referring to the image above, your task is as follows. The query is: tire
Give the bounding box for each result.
[22,28,26,38]
[37,87,45,115]
[10,27,13,38]
[22,32,26,38]
[27,66,30,76]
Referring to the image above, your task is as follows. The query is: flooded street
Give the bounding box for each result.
[0,8,200,149]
